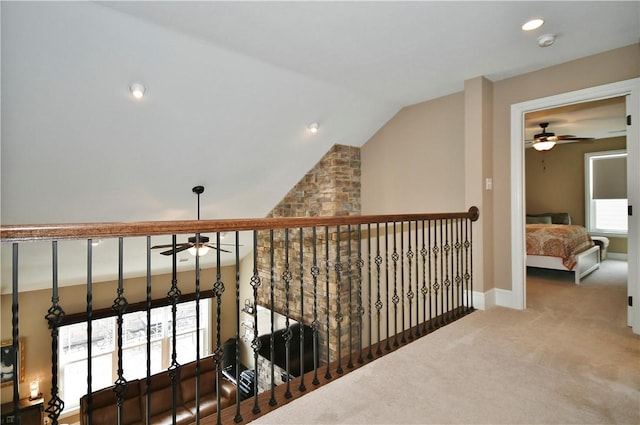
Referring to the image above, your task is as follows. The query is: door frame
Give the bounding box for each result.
[510,78,640,334]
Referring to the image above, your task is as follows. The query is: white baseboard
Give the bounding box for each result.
[607,253,628,261]
[468,288,516,311]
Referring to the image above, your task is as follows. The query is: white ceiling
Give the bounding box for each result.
[1,1,638,293]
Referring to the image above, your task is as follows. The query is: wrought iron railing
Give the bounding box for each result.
[1,207,478,425]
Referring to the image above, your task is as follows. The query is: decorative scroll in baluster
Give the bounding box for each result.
[444,219,452,323]
[310,227,320,386]
[213,232,226,425]
[145,237,153,425]
[335,225,343,375]
[391,222,399,348]
[86,240,94,425]
[324,226,332,380]
[298,227,307,392]
[346,224,354,370]
[113,238,129,425]
[250,231,262,414]
[167,235,181,424]
[11,244,20,422]
[356,224,365,365]
[374,224,383,356]
[406,221,414,340]
[282,228,293,398]
[269,229,277,406]
[45,241,66,425]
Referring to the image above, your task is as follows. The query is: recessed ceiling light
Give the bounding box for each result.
[129,83,146,99]
[522,18,544,31]
[308,122,319,133]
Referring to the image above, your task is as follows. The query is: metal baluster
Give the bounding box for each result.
[356,224,365,364]
[432,221,440,327]
[113,238,128,425]
[233,231,243,423]
[45,242,66,425]
[86,240,93,425]
[335,225,343,375]
[310,228,320,386]
[347,224,354,369]
[145,237,152,425]
[195,234,202,424]
[414,221,420,337]
[367,224,374,360]
[298,227,307,392]
[421,221,428,334]
[250,231,262,414]
[406,221,414,340]
[455,220,462,318]
[269,229,277,406]
[213,232,226,425]
[400,222,406,343]
[167,235,181,424]
[391,222,399,348]
[282,228,293,398]
[374,224,382,356]
[469,216,475,310]
[324,226,332,380]
[444,219,452,322]
[11,244,20,423]
[384,223,390,352]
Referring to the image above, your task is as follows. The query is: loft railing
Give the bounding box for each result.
[1,207,479,425]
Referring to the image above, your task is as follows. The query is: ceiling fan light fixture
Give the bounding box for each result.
[522,18,544,31]
[532,140,556,151]
[188,245,210,256]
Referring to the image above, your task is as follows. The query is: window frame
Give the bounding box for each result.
[57,298,212,416]
[584,149,628,237]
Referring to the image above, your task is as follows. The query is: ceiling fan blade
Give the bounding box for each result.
[151,243,190,250]
[158,244,193,256]
[557,135,595,141]
[204,244,232,253]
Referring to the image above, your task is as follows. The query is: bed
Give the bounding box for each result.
[525,217,600,284]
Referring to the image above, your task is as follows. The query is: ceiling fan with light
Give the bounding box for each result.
[528,122,595,151]
[151,185,234,256]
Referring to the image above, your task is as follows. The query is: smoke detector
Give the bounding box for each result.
[537,34,556,48]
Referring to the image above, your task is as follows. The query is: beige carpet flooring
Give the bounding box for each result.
[252,260,640,424]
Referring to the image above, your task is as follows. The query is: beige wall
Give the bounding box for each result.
[493,43,639,290]
[525,136,628,253]
[361,91,466,214]
[0,265,237,407]
[361,43,639,294]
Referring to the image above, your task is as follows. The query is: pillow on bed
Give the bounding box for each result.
[526,215,552,224]
[527,212,572,225]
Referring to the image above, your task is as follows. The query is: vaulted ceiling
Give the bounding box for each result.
[1,1,638,292]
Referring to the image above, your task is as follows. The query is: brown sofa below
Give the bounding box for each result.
[79,358,236,425]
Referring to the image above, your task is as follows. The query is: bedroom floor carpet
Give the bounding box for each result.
[251,260,640,424]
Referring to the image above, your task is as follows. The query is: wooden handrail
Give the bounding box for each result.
[1,207,479,242]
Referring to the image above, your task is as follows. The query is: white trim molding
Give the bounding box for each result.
[511,78,640,334]
[468,288,514,311]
